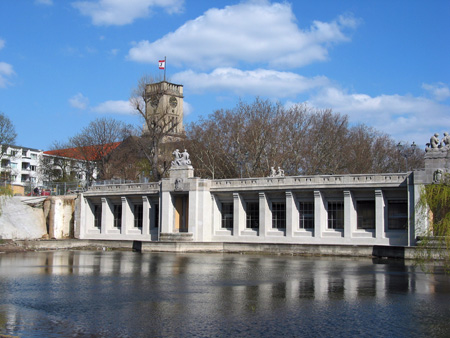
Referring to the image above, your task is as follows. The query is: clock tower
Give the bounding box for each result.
[143,81,184,137]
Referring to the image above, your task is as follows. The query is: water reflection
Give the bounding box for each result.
[0,251,449,337]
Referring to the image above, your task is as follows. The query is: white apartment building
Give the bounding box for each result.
[0,146,43,192]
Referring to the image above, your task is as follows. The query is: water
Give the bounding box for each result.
[0,251,449,338]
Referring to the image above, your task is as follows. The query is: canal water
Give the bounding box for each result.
[0,251,449,338]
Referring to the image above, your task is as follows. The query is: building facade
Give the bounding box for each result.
[0,145,43,194]
[77,154,435,246]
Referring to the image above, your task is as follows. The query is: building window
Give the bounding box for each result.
[22,163,29,170]
[272,202,286,229]
[10,163,17,169]
[134,204,143,228]
[113,204,122,229]
[299,201,314,229]
[246,202,259,229]
[221,203,233,229]
[357,201,375,229]
[154,203,159,228]
[11,175,17,182]
[30,153,37,160]
[30,165,37,171]
[328,201,344,229]
[94,204,102,229]
[388,200,408,230]
[10,150,17,156]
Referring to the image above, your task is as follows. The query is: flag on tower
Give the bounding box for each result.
[159,60,165,69]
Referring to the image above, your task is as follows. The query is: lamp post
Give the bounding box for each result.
[397,142,417,172]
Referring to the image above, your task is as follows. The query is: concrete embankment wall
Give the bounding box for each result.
[0,196,77,240]
[15,239,417,260]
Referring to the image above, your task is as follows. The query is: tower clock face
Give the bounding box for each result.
[169,96,178,108]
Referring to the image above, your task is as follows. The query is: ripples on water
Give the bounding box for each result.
[0,251,449,337]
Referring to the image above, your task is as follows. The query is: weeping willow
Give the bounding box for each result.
[415,175,450,273]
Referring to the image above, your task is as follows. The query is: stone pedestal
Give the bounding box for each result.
[169,165,194,179]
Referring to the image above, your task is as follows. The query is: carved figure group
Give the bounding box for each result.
[269,166,285,177]
[171,149,191,167]
[425,132,450,152]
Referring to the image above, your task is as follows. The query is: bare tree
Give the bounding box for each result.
[0,112,17,154]
[186,98,418,178]
[39,141,85,184]
[0,112,17,184]
[69,117,133,183]
[129,74,182,181]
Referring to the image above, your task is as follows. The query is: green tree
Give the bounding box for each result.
[415,174,450,273]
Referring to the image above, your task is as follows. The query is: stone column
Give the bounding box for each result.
[314,191,325,238]
[160,190,174,234]
[259,192,271,238]
[101,197,113,234]
[142,196,151,236]
[344,190,356,238]
[233,193,246,237]
[375,190,385,239]
[83,198,94,235]
[285,191,297,239]
[211,194,221,233]
[121,197,133,235]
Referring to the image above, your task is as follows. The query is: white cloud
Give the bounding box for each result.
[128,1,357,69]
[173,68,329,97]
[183,101,192,116]
[35,0,53,5]
[0,62,15,88]
[0,39,5,50]
[91,100,134,115]
[72,0,184,26]
[309,86,450,145]
[422,82,450,101]
[69,93,89,109]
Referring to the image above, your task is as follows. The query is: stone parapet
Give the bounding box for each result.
[85,182,160,195]
[211,173,409,192]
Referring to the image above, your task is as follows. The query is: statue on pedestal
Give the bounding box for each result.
[171,149,191,167]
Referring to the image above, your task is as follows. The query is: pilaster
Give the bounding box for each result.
[314,191,325,238]
[375,190,385,239]
[285,191,297,238]
[101,197,113,233]
[343,190,356,238]
[233,193,246,236]
[121,197,133,235]
[259,192,271,238]
[142,196,151,236]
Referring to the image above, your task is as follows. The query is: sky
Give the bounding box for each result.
[0,0,449,151]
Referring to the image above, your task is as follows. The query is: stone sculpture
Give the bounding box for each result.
[269,166,285,177]
[430,133,440,149]
[442,132,450,148]
[426,132,450,152]
[171,149,191,167]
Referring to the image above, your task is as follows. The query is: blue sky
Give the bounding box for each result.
[0,0,449,151]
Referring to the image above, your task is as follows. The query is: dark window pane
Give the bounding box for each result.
[134,204,143,228]
[246,202,259,229]
[357,201,375,229]
[388,200,407,230]
[299,201,314,229]
[328,201,344,229]
[272,202,286,229]
[113,204,122,229]
[222,203,233,229]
